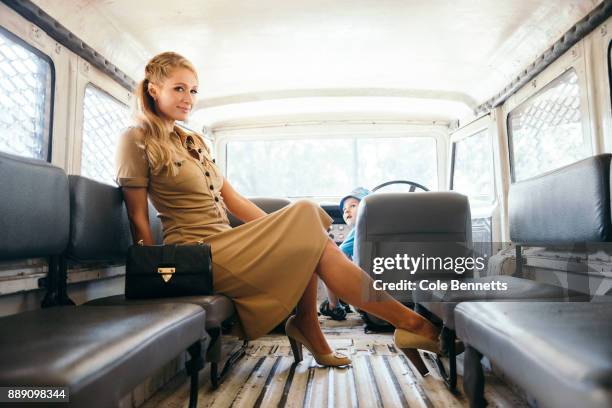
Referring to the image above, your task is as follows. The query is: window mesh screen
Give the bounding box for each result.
[81,84,130,185]
[508,68,589,182]
[0,29,52,160]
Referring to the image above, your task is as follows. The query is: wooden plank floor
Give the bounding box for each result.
[142,312,528,408]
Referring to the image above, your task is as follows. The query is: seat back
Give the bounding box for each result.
[354,192,472,303]
[508,154,612,297]
[0,152,69,260]
[227,197,291,227]
[67,175,164,262]
[509,154,612,244]
[67,175,132,262]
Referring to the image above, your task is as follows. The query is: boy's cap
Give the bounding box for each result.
[340,187,371,212]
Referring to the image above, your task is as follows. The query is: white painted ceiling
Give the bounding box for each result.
[33,0,601,128]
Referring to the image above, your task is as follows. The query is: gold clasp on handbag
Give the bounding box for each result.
[158,267,175,283]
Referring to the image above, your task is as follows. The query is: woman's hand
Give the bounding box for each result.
[220,178,267,223]
[122,187,155,245]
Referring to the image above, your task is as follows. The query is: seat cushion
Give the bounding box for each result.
[85,294,235,329]
[0,304,206,408]
[415,275,588,329]
[455,302,612,408]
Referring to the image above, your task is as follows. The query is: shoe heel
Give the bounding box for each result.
[401,348,429,376]
[288,336,303,363]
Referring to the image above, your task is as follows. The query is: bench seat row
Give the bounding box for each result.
[0,151,290,406]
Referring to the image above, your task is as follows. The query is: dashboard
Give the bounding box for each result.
[320,203,351,245]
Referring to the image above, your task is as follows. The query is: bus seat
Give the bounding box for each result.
[354,191,473,305]
[226,197,291,227]
[0,152,206,408]
[0,304,206,408]
[456,302,612,408]
[455,154,612,408]
[0,152,69,259]
[83,185,289,388]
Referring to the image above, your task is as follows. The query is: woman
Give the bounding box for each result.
[116,51,439,373]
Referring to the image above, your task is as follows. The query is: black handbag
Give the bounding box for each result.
[125,243,213,299]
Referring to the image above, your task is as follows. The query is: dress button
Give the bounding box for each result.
[205,171,210,177]
[198,148,202,153]
[212,159,216,163]
[209,185,214,190]
[176,162,182,167]
[214,197,219,202]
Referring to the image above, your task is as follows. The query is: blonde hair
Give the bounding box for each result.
[134,51,197,176]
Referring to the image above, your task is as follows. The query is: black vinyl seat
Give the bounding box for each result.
[0,152,206,408]
[456,302,612,408]
[0,304,205,408]
[353,191,473,381]
[354,191,473,306]
[413,155,612,391]
[415,274,588,330]
[87,294,234,331]
[454,154,612,408]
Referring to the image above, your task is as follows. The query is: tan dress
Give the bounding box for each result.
[115,126,333,339]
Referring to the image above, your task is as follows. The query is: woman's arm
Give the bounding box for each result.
[220,177,267,223]
[122,187,155,245]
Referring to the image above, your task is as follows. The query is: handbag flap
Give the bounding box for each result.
[127,244,212,276]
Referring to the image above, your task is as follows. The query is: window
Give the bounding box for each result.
[226,137,438,198]
[508,68,589,182]
[451,129,494,204]
[0,28,53,160]
[81,84,130,185]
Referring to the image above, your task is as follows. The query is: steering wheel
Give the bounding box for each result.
[371,180,430,192]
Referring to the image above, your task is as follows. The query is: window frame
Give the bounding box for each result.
[450,126,495,204]
[216,122,448,200]
[503,41,592,183]
[79,81,130,184]
[73,56,132,176]
[0,25,55,162]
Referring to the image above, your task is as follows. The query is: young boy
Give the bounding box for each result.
[320,187,371,320]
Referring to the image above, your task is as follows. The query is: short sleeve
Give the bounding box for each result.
[115,127,150,187]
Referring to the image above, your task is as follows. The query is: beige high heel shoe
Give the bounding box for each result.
[285,316,351,367]
[394,329,441,376]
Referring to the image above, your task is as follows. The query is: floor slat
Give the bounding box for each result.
[143,313,528,408]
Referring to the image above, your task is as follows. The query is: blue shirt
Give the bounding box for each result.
[339,228,355,260]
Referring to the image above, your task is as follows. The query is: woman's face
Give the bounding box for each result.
[342,197,360,227]
[149,67,198,123]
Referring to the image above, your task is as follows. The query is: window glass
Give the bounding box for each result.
[0,28,53,160]
[226,137,437,198]
[452,129,494,204]
[508,68,589,182]
[81,84,130,185]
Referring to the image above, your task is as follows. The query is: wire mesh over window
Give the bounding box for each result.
[0,29,53,160]
[81,84,130,185]
[452,128,494,204]
[508,68,589,182]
